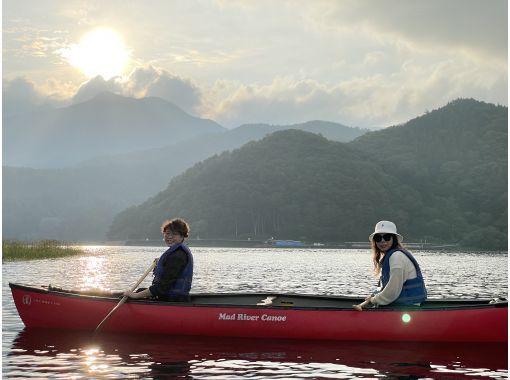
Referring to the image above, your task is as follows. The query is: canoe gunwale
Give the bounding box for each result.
[9,282,507,312]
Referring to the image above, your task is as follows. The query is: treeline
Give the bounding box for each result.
[108,99,507,250]
[3,119,364,241]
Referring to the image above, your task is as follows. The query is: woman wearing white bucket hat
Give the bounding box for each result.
[355,221,426,310]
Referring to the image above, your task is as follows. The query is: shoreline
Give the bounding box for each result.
[74,239,497,253]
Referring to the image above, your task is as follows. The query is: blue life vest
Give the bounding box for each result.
[380,247,427,305]
[153,242,193,298]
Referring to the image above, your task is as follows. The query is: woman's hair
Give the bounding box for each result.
[161,218,190,238]
[371,234,401,275]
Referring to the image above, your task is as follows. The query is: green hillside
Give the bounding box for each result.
[351,99,507,247]
[107,99,507,249]
[3,118,364,241]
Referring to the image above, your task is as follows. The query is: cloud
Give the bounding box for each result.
[2,77,50,118]
[3,1,506,129]
[125,66,201,114]
[201,78,342,127]
[123,66,161,96]
[7,49,507,131]
[72,75,123,104]
[313,0,507,59]
[202,50,507,129]
[70,66,202,114]
[3,77,41,103]
[146,75,201,113]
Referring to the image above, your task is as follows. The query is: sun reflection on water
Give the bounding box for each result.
[82,347,110,375]
[3,249,507,379]
[77,256,108,291]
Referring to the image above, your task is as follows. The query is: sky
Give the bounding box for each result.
[2,0,508,129]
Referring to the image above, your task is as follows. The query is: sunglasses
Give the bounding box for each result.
[373,233,393,243]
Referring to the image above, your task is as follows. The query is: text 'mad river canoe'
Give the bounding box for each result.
[10,283,507,342]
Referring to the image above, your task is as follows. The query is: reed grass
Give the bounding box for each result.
[2,240,85,261]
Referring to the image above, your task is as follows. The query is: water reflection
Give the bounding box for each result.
[4,248,508,378]
[77,256,108,291]
[8,328,508,379]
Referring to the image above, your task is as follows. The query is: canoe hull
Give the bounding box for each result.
[10,283,507,342]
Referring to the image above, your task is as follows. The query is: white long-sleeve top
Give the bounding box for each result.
[372,250,418,306]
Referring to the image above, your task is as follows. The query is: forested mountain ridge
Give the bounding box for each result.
[351,99,506,170]
[108,99,507,249]
[350,98,507,247]
[107,130,421,243]
[77,119,366,168]
[3,119,365,241]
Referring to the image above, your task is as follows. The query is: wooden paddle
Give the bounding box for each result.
[353,298,372,311]
[93,258,157,337]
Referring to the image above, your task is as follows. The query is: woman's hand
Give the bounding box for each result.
[124,288,152,299]
[123,290,138,299]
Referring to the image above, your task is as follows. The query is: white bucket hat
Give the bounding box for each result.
[368,220,403,242]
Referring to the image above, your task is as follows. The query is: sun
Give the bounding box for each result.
[65,28,129,80]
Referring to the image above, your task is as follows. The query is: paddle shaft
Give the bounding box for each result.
[93,258,157,336]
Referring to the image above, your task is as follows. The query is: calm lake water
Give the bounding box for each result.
[3,247,508,379]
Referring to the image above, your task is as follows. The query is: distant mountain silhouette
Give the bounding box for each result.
[3,92,225,168]
[77,120,366,168]
[230,120,367,143]
[4,98,506,248]
[3,117,365,241]
[107,99,507,249]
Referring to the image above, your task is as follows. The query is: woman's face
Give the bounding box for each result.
[373,233,393,252]
[162,230,183,246]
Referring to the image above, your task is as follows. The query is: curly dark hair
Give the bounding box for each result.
[161,218,190,238]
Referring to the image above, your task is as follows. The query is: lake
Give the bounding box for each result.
[3,246,508,378]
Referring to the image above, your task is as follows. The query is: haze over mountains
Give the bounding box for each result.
[3,92,225,168]
[3,93,506,248]
[3,92,366,241]
[108,99,507,249]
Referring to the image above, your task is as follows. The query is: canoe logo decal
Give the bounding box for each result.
[218,312,287,322]
[22,295,31,305]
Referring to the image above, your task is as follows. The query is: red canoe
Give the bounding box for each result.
[10,283,507,342]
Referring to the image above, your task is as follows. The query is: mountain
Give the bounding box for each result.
[2,165,158,241]
[3,119,366,241]
[108,99,507,249]
[229,120,367,143]
[350,98,507,247]
[77,120,366,168]
[2,92,225,168]
[108,130,418,243]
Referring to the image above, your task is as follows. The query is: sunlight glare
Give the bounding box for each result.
[82,348,110,375]
[65,28,129,79]
[79,256,107,290]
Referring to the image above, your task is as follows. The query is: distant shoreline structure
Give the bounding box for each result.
[84,238,460,250]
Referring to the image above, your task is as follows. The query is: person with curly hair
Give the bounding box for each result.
[124,218,193,302]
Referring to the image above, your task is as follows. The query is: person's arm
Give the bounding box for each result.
[370,252,406,306]
[371,267,404,305]
[148,249,188,297]
[125,287,153,299]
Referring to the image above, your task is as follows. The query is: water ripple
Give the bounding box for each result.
[3,247,508,379]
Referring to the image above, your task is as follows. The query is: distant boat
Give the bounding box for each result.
[266,239,305,247]
[10,283,507,342]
